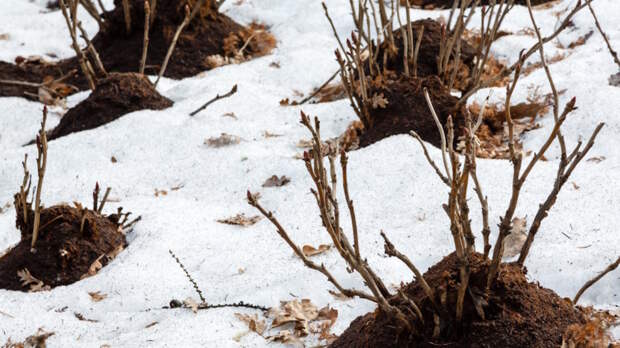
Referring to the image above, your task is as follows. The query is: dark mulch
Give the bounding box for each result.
[330,253,586,348]
[0,201,126,291]
[0,59,82,101]
[1,0,275,100]
[373,19,476,85]
[47,72,172,141]
[358,75,465,149]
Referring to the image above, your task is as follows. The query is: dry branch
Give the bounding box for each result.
[586,1,620,69]
[31,107,48,250]
[573,256,620,304]
[154,5,191,87]
[58,0,96,90]
[140,0,151,75]
[189,85,238,116]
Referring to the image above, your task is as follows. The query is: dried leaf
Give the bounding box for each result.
[205,133,241,148]
[235,313,266,335]
[301,244,330,257]
[502,217,527,259]
[267,330,304,347]
[74,312,98,322]
[262,175,291,187]
[17,269,50,292]
[270,299,319,336]
[371,93,388,109]
[183,298,199,314]
[217,213,262,226]
[279,98,290,106]
[6,329,54,348]
[0,33,9,41]
[263,131,282,138]
[587,156,606,163]
[88,291,107,302]
[81,254,104,279]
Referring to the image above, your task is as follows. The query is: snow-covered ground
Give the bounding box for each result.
[0,0,618,346]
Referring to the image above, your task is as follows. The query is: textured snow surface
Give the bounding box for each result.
[0,0,618,346]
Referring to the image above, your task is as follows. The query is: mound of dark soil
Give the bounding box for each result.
[0,58,82,101]
[47,72,172,141]
[358,75,465,149]
[330,253,585,348]
[374,19,476,86]
[0,202,126,291]
[1,0,275,100]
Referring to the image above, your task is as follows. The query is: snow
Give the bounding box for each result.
[0,0,618,346]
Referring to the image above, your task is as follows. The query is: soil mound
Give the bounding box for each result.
[90,0,274,77]
[330,253,585,348]
[0,58,82,101]
[0,202,126,291]
[0,0,275,100]
[375,19,476,86]
[358,75,465,149]
[47,72,172,141]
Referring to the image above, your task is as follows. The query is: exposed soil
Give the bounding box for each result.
[330,253,586,348]
[375,19,476,88]
[358,75,466,149]
[0,201,126,291]
[1,0,275,100]
[0,58,83,102]
[47,72,172,141]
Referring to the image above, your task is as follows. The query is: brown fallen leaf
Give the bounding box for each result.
[270,299,319,336]
[88,291,107,302]
[4,329,55,348]
[267,330,304,347]
[502,217,527,259]
[183,298,199,314]
[235,313,266,335]
[302,244,331,257]
[217,213,262,226]
[371,92,388,109]
[0,33,9,40]
[263,131,283,138]
[17,268,50,292]
[262,175,291,187]
[74,312,98,323]
[81,254,104,279]
[586,156,606,163]
[205,133,242,148]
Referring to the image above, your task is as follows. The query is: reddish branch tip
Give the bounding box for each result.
[568,96,577,109]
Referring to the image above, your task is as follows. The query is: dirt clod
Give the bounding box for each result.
[47,72,172,141]
[358,75,465,149]
[0,202,126,291]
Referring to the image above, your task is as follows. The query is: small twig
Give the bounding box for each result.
[573,256,620,304]
[154,5,191,87]
[586,1,620,69]
[31,107,48,250]
[59,0,96,90]
[163,300,269,312]
[189,85,238,116]
[298,69,340,105]
[121,0,131,34]
[139,0,151,75]
[380,231,438,312]
[169,249,206,303]
[423,88,451,182]
[77,21,107,76]
[97,187,111,214]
